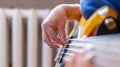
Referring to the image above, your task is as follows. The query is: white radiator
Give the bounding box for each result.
[0,8,53,67]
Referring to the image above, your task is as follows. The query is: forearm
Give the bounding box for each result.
[52,4,82,21]
[61,4,82,21]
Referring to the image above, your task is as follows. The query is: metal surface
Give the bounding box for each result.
[0,8,50,67]
[0,9,9,67]
[12,9,24,67]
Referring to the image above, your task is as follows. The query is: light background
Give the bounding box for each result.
[0,0,79,9]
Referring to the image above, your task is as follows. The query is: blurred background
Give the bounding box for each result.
[0,0,79,67]
[0,0,79,9]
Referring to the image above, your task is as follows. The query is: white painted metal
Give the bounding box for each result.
[0,9,9,67]
[42,42,53,67]
[27,10,38,67]
[12,9,24,67]
[0,8,52,67]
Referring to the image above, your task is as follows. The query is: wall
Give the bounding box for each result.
[0,0,79,9]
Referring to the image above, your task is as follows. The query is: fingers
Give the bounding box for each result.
[45,25,64,45]
[64,52,84,67]
[58,25,67,44]
[84,51,94,67]
[73,52,84,67]
[44,33,60,48]
[84,50,94,61]
[64,57,74,67]
[64,50,94,67]
[42,21,66,48]
[42,23,60,48]
[41,5,67,48]
[74,51,94,67]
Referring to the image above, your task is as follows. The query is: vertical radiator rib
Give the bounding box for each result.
[27,10,38,67]
[12,9,24,67]
[0,8,52,67]
[42,43,53,67]
[0,9,9,67]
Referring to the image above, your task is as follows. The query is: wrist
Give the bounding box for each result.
[60,4,81,21]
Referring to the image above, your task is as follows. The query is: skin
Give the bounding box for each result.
[41,4,93,67]
[65,51,94,67]
[41,4,82,48]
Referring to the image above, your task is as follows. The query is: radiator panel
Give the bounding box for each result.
[0,8,52,67]
[0,9,9,67]
[12,9,24,67]
[27,10,38,67]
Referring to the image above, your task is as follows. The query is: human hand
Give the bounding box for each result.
[65,50,94,67]
[41,5,67,48]
[41,4,81,48]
